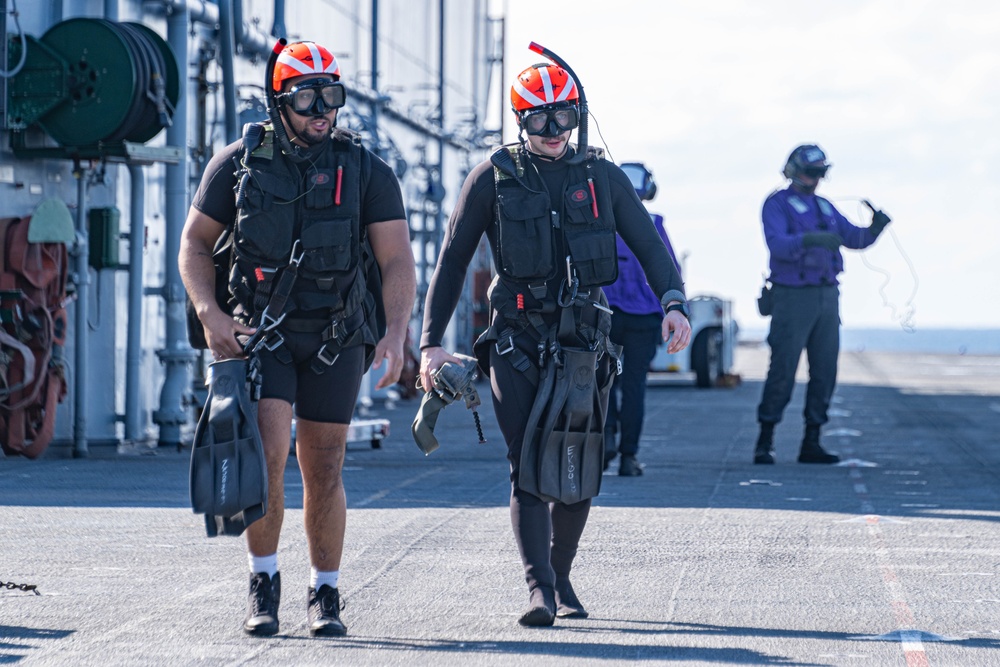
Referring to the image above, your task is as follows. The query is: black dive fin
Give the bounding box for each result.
[521,348,608,504]
[518,351,558,501]
[190,358,268,537]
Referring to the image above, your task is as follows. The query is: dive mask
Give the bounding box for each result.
[280,78,346,116]
[520,105,579,137]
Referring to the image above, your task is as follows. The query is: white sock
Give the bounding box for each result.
[249,553,278,577]
[311,568,339,590]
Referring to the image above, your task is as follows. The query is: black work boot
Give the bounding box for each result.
[308,585,348,637]
[798,424,840,464]
[554,577,588,618]
[619,454,643,476]
[244,572,280,636]
[518,585,556,627]
[753,423,776,464]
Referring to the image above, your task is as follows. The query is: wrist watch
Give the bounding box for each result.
[665,301,690,319]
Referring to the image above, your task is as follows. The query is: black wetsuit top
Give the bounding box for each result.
[420,148,685,349]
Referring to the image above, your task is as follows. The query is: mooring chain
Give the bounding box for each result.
[1,580,40,595]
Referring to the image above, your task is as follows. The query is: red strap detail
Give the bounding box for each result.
[588,178,599,219]
[335,166,343,206]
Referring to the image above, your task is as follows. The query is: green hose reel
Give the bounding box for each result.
[5,18,179,147]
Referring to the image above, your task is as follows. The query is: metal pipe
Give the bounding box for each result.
[216,0,239,143]
[370,0,380,158]
[72,167,90,458]
[154,1,197,448]
[125,164,145,444]
[144,0,218,24]
[231,0,271,57]
[271,0,286,37]
[434,0,446,252]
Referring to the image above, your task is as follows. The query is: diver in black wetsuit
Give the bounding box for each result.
[417,49,691,627]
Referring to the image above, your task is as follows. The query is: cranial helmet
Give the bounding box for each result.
[782,144,831,184]
[510,62,579,112]
[272,41,340,91]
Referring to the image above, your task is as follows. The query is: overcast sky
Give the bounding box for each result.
[499,0,999,330]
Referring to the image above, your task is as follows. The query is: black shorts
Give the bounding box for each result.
[257,328,366,424]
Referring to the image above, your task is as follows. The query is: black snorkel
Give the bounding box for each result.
[528,42,588,165]
[265,38,304,161]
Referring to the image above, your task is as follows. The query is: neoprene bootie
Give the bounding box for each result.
[518,585,556,627]
[554,577,588,618]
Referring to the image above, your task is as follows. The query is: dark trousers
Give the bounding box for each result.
[605,310,662,456]
[757,284,840,426]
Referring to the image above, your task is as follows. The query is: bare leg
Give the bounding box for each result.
[246,399,293,557]
[294,419,350,571]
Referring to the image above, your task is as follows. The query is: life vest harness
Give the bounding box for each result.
[476,145,622,382]
[229,124,375,372]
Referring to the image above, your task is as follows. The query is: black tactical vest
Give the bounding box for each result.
[492,145,618,290]
[230,126,364,315]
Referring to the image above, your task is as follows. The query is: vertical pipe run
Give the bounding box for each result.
[272,0,286,37]
[72,168,89,457]
[154,3,197,448]
[125,164,145,443]
[217,0,239,143]
[370,0,380,158]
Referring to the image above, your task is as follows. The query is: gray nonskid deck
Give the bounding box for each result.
[3,345,1000,666]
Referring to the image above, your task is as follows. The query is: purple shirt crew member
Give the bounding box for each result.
[603,212,684,476]
[754,144,891,466]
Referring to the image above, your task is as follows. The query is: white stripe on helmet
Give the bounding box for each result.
[554,76,576,103]
[277,42,332,76]
[512,79,546,108]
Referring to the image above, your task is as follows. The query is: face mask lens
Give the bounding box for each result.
[523,110,549,134]
[522,106,578,136]
[284,81,346,115]
[553,108,577,130]
[291,88,317,112]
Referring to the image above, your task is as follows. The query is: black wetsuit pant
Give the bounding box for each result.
[757,284,840,427]
[490,345,591,595]
[605,310,662,457]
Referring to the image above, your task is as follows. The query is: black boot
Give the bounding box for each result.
[753,422,776,464]
[244,572,280,636]
[518,585,556,627]
[798,424,839,464]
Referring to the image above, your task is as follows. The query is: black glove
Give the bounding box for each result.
[870,209,892,236]
[802,232,842,250]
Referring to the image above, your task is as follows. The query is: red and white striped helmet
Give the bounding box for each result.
[510,62,579,112]
[272,41,341,91]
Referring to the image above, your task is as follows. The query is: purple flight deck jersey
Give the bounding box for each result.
[603,213,681,316]
[762,186,878,287]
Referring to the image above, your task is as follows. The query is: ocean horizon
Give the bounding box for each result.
[739,327,1000,356]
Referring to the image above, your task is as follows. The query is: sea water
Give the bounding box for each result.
[740,328,1000,356]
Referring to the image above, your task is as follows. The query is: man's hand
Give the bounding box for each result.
[202,309,256,360]
[371,331,407,390]
[802,232,842,250]
[419,346,463,395]
[662,311,692,354]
